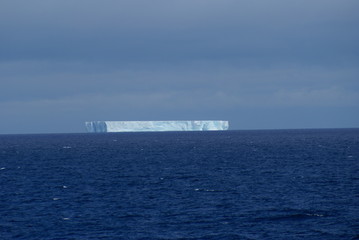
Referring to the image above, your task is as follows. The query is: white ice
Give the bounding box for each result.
[85,120,229,132]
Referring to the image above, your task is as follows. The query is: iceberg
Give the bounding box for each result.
[85,120,229,132]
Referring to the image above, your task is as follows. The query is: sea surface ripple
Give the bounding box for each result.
[0,129,358,239]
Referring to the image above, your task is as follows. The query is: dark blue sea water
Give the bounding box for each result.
[1,129,358,239]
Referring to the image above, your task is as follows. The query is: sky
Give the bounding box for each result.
[0,0,358,134]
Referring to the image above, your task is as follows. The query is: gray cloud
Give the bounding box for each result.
[0,0,358,133]
[1,0,358,64]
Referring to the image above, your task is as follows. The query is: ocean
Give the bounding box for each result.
[1,129,358,239]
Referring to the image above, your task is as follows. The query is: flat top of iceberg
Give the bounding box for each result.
[85,120,229,132]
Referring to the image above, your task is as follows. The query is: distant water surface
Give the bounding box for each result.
[0,129,358,239]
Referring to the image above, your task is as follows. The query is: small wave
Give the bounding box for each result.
[306,213,324,217]
[257,212,325,222]
[194,188,221,192]
[62,146,71,149]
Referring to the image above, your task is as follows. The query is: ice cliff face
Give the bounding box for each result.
[85,121,229,132]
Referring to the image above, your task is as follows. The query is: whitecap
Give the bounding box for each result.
[194,188,219,192]
[306,213,324,217]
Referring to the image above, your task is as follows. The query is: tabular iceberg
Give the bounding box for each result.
[85,121,229,132]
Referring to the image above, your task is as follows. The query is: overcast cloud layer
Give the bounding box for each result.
[0,0,358,133]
